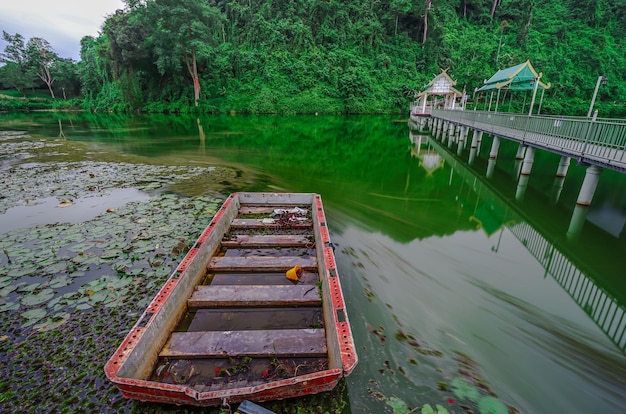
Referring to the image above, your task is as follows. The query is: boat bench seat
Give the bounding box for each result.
[221,234,312,247]
[230,218,312,229]
[159,328,327,358]
[188,285,321,307]
[208,256,317,272]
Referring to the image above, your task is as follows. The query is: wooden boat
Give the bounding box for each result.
[105,192,357,406]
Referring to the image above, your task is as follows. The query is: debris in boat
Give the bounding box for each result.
[271,207,308,217]
[286,265,303,281]
[169,360,198,383]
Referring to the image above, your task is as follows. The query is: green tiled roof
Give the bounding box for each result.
[477,60,550,91]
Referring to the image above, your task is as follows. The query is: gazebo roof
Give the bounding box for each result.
[477,60,551,92]
[419,69,463,97]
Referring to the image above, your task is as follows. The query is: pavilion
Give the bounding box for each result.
[413,69,464,115]
[476,60,551,114]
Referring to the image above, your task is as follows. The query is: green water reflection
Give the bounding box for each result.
[2,113,626,413]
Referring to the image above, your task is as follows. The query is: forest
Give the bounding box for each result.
[1,0,625,116]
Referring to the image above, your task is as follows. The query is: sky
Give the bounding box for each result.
[0,0,125,61]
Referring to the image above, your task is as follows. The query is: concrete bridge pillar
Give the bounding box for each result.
[567,165,603,240]
[515,146,536,201]
[486,136,500,179]
[551,156,571,205]
[436,120,444,140]
[576,165,602,207]
[513,143,527,179]
[469,130,483,163]
[489,136,500,159]
[447,123,456,148]
[461,126,469,148]
[457,126,467,156]
[441,121,452,144]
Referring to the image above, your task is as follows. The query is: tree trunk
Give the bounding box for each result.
[491,0,499,18]
[422,0,431,45]
[38,65,55,99]
[185,47,201,107]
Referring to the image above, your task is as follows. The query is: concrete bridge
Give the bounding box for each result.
[425,109,626,174]
[411,109,626,240]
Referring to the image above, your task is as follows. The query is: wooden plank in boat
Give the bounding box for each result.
[159,329,327,358]
[221,234,311,247]
[210,272,319,285]
[230,218,312,229]
[184,308,323,331]
[188,285,321,307]
[239,206,277,215]
[208,256,317,272]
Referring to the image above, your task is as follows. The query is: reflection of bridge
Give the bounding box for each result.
[509,221,626,352]
[421,136,626,353]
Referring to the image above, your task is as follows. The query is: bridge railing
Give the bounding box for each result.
[431,109,626,165]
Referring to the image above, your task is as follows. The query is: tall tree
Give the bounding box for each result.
[147,0,225,107]
[26,37,58,98]
[0,31,36,94]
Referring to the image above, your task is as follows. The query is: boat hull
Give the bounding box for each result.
[105,192,356,406]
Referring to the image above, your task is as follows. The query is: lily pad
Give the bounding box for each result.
[451,377,480,402]
[0,301,20,312]
[49,275,72,289]
[21,308,47,327]
[0,284,18,296]
[32,312,70,332]
[68,242,96,253]
[22,288,55,306]
[386,397,409,414]
[478,396,508,414]
[43,262,67,274]
[17,283,43,293]
[421,404,450,414]
[7,265,38,278]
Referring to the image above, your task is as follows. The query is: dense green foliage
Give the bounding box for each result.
[2,0,625,115]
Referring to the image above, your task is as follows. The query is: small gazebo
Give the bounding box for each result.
[413,69,464,114]
[476,60,551,114]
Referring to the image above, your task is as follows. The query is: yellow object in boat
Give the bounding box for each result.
[286,265,302,281]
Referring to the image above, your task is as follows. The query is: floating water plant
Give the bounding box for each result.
[421,403,450,414]
[451,377,480,402]
[477,396,509,414]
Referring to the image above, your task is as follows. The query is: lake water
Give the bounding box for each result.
[1,113,625,413]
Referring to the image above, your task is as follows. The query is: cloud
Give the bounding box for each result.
[0,0,124,61]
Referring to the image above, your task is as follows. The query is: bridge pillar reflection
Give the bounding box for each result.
[551,156,571,205]
[486,136,500,178]
[567,165,603,240]
[515,146,535,201]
